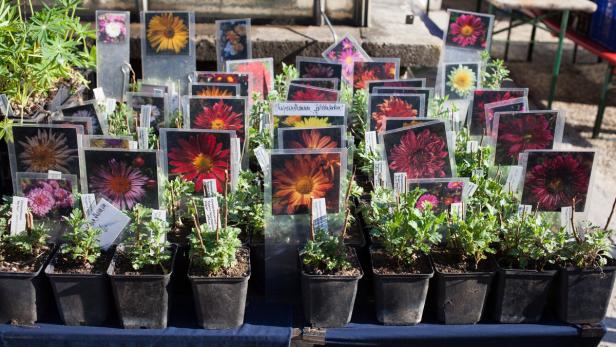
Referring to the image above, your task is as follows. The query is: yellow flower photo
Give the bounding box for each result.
[146,12,190,55]
[444,62,479,99]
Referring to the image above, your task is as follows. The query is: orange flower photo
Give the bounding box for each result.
[145,12,190,55]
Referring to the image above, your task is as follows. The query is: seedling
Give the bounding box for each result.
[124,204,172,273]
[61,208,102,266]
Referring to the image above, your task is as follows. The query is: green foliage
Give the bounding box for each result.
[468,174,518,220]
[107,102,131,136]
[189,224,242,273]
[445,205,499,269]
[274,62,299,98]
[369,188,445,267]
[348,87,368,141]
[0,0,95,118]
[301,228,351,274]
[125,204,172,272]
[480,50,511,89]
[61,208,102,265]
[0,117,13,143]
[454,128,492,177]
[0,198,49,259]
[429,94,457,120]
[162,177,195,229]
[227,170,264,239]
[248,95,273,153]
[562,221,613,269]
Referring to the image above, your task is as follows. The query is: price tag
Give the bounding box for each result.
[202,197,221,230]
[504,166,523,193]
[373,160,387,188]
[47,170,62,180]
[450,202,464,219]
[151,209,167,221]
[202,179,217,197]
[518,204,533,217]
[466,140,479,153]
[137,127,149,149]
[463,181,478,198]
[393,172,407,196]
[89,199,130,250]
[139,105,152,128]
[81,193,97,218]
[10,197,28,236]
[561,206,573,232]
[93,87,106,101]
[254,146,269,174]
[365,131,377,152]
[311,198,328,232]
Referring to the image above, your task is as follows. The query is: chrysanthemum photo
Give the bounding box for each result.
[367,79,425,93]
[273,115,345,144]
[50,117,93,135]
[226,58,274,99]
[279,126,344,149]
[484,97,528,134]
[17,175,76,219]
[297,59,343,82]
[408,179,465,214]
[85,150,159,210]
[383,117,434,132]
[286,84,339,102]
[195,72,250,97]
[271,153,341,215]
[145,12,190,55]
[469,89,527,135]
[163,130,232,194]
[382,122,452,182]
[127,93,167,131]
[190,98,246,146]
[191,83,239,97]
[97,12,127,44]
[60,103,102,135]
[495,111,558,165]
[216,19,250,69]
[369,95,422,132]
[290,78,339,90]
[521,151,594,212]
[445,10,492,50]
[352,60,399,90]
[322,35,371,84]
[444,63,480,99]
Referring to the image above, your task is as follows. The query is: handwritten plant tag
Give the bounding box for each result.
[202,197,221,230]
[151,209,167,221]
[47,170,62,180]
[365,131,377,153]
[450,202,464,219]
[254,146,269,174]
[504,166,523,193]
[139,105,152,128]
[466,140,479,153]
[393,172,407,197]
[203,179,217,197]
[137,127,149,149]
[463,182,478,198]
[10,197,28,236]
[518,204,533,217]
[374,160,387,188]
[89,198,130,250]
[93,87,106,101]
[81,193,97,218]
[561,206,573,233]
[311,198,328,232]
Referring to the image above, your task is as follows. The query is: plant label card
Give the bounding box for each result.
[49,117,91,136]
[278,126,346,149]
[215,18,252,71]
[126,92,169,133]
[368,94,426,132]
[89,198,131,250]
[382,117,437,133]
[504,165,523,193]
[254,145,270,174]
[81,193,97,218]
[472,169,484,178]
[372,87,433,107]
[518,204,533,217]
[520,150,595,212]
[560,206,574,232]
[468,88,528,136]
[226,58,274,100]
[271,102,347,144]
[231,138,240,190]
[96,11,130,100]
[450,202,464,219]
[286,84,339,102]
[311,198,328,232]
[60,101,105,135]
[159,128,235,195]
[353,58,400,91]
[441,62,481,100]
[140,82,170,94]
[367,79,426,93]
[194,72,251,98]
[10,197,28,236]
[484,97,529,136]
[322,34,372,84]
[190,83,240,97]
[139,105,153,128]
[203,179,218,198]
[93,88,106,102]
[463,181,478,198]
[380,121,454,185]
[290,78,339,91]
[374,160,387,188]
[137,127,149,149]
[0,94,13,118]
[365,131,377,153]
[186,97,247,150]
[408,178,467,214]
[393,172,407,196]
[492,110,563,166]
[83,135,132,149]
[151,209,167,221]
[296,57,343,84]
[444,10,494,52]
[202,197,221,229]
[46,170,63,180]
[466,140,479,153]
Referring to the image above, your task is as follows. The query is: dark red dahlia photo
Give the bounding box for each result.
[495,111,558,165]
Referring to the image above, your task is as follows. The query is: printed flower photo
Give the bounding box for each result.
[11,125,81,180]
[373,87,432,110]
[322,34,371,84]
[226,58,274,99]
[408,179,466,214]
[84,150,159,210]
[278,126,344,149]
[296,58,343,82]
[383,117,435,132]
[290,78,339,90]
[60,102,103,135]
[286,84,339,102]
[445,10,492,50]
[195,72,250,97]
[381,122,453,182]
[353,60,399,90]
[191,83,239,97]
[216,18,250,69]
[97,12,127,44]
[369,94,424,132]
[127,93,167,131]
[188,97,246,147]
[145,12,190,56]
[271,152,342,215]
[16,174,76,219]
[50,117,92,135]
[85,136,132,149]
[367,79,425,93]
[273,115,346,146]
[162,129,233,194]
[484,97,528,135]
[494,111,559,166]
[521,151,594,212]
[444,62,480,100]
[469,88,527,135]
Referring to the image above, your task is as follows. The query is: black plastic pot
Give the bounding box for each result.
[492,268,556,323]
[107,246,177,329]
[371,251,433,325]
[0,246,57,325]
[188,248,251,329]
[249,241,265,295]
[556,265,616,324]
[433,261,496,324]
[300,248,363,328]
[44,250,114,326]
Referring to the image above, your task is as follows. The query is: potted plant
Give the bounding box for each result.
[367,187,445,325]
[0,199,54,324]
[493,211,565,323]
[45,208,114,326]
[163,177,195,245]
[556,199,616,324]
[107,204,175,329]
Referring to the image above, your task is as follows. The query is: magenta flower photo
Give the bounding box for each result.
[445,10,493,50]
[16,175,76,219]
[322,34,371,84]
[97,12,128,44]
[408,179,465,214]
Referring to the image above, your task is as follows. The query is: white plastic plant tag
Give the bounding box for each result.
[139,105,152,128]
[504,166,523,193]
[89,199,131,250]
[106,98,117,114]
[450,202,464,219]
[393,172,407,196]
[518,204,533,217]
[151,209,167,221]
[10,197,28,236]
[231,138,240,191]
[93,87,106,101]
[466,140,479,153]
[365,131,377,152]
[203,179,217,197]
[0,94,13,117]
[374,160,387,188]
[463,182,478,198]
[128,141,138,150]
[311,198,328,232]
[137,127,149,149]
[254,146,270,174]
[81,193,97,218]
[153,88,164,96]
[47,170,62,180]
[202,197,221,230]
[561,206,573,233]
[472,169,484,177]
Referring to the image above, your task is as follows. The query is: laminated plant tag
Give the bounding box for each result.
[89,198,131,250]
[352,58,400,92]
[96,11,130,100]
[472,169,484,177]
[561,206,573,232]
[151,209,167,221]
[463,181,478,197]
[0,94,13,117]
[518,204,533,217]
[202,197,221,230]
[128,141,138,150]
[254,145,270,173]
[311,198,328,233]
[139,105,152,128]
[10,197,28,236]
[365,131,377,151]
[137,127,149,149]
[393,172,407,196]
[466,140,479,153]
[215,18,252,71]
[81,193,97,218]
[374,160,387,188]
[450,202,464,219]
[93,87,106,101]
[504,165,523,193]
[231,137,240,190]
[408,178,468,214]
[106,98,117,114]
[47,170,62,180]
[203,179,217,197]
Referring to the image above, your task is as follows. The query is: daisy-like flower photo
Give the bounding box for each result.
[97,13,127,44]
[408,179,465,214]
[322,34,371,84]
[14,127,79,176]
[226,58,274,99]
[298,61,342,82]
[445,11,491,50]
[191,84,238,97]
[495,112,558,165]
[352,60,398,90]
[271,153,341,215]
[190,98,246,145]
[195,72,250,97]
[286,84,339,102]
[470,89,527,135]
[61,103,102,135]
[128,93,166,131]
[370,95,421,132]
[85,150,159,210]
[522,151,594,212]
[279,127,343,149]
[444,63,479,99]
[216,19,250,68]
[165,131,232,194]
[146,12,190,55]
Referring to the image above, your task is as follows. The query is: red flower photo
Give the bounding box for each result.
[521,151,594,212]
[194,72,250,96]
[226,58,274,99]
[484,97,528,134]
[286,84,339,102]
[469,88,527,135]
[369,94,423,132]
[296,58,343,82]
[352,60,399,90]
[367,79,425,93]
[321,34,371,84]
[278,126,344,149]
[408,179,466,214]
[445,10,492,50]
[189,97,246,147]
